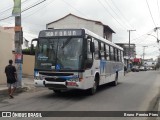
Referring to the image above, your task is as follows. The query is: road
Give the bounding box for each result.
[0,70,160,120]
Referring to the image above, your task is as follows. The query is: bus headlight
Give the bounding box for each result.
[35,76,44,80]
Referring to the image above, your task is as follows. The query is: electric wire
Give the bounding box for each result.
[104,0,131,29]
[0,0,47,21]
[97,0,128,30]
[109,0,134,29]
[23,0,55,20]
[0,0,31,16]
[146,0,156,27]
[157,0,160,25]
[60,0,90,19]
[22,0,46,13]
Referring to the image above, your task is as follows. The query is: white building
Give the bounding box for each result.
[46,13,115,42]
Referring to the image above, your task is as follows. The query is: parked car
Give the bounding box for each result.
[131,66,139,72]
[139,66,147,71]
[146,67,153,70]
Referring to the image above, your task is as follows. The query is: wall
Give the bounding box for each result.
[0,27,14,84]
[22,55,35,76]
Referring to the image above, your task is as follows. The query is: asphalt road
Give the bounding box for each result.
[0,70,160,120]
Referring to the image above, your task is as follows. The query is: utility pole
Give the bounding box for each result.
[13,0,23,88]
[142,46,148,64]
[154,27,160,43]
[127,29,136,70]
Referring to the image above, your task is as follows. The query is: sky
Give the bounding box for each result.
[0,0,160,60]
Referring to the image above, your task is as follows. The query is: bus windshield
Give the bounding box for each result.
[35,37,83,70]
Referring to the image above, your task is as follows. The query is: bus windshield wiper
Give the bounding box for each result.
[61,37,72,49]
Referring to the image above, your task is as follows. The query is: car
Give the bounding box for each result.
[139,66,147,71]
[131,66,139,72]
[146,67,153,70]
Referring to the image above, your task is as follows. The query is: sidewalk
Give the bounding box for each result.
[0,77,34,96]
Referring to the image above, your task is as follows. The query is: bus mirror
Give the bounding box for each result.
[30,38,38,55]
[90,42,95,53]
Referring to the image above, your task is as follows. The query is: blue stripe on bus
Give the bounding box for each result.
[58,75,79,80]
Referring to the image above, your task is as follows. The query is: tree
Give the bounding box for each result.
[22,47,35,55]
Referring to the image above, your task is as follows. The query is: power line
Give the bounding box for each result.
[157,0,160,24]
[97,0,128,30]
[145,0,156,27]
[60,0,89,19]
[110,0,133,28]
[105,0,132,28]
[22,0,46,12]
[109,0,149,43]
[22,0,55,20]
[121,29,154,44]
[0,0,47,22]
[0,0,30,16]
[131,29,154,42]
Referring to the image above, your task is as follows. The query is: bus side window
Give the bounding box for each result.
[118,50,120,62]
[94,39,100,60]
[119,50,122,62]
[105,44,110,61]
[110,46,114,61]
[121,51,124,62]
[87,40,92,59]
[100,42,105,60]
[114,48,117,61]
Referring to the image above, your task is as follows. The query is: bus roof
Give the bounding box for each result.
[83,28,123,51]
[40,28,123,51]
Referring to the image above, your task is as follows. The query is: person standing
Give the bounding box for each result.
[5,60,17,99]
[124,65,127,76]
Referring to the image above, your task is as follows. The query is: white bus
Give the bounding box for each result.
[31,28,124,95]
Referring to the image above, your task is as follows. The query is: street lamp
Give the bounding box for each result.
[147,34,160,43]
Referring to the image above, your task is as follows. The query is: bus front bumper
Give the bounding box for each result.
[34,79,83,90]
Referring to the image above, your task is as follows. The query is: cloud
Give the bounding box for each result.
[1,0,160,59]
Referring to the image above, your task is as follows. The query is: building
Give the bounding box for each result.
[0,27,14,84]
[46,13,115,42]
[0,26,32,84]
[116,43,136,67]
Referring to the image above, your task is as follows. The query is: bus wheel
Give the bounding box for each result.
[112,73,118,86]
[88,79,98,95]
[53,90,61,94]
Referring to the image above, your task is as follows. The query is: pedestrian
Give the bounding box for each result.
[124,65,127,76]
[5,60,17,99]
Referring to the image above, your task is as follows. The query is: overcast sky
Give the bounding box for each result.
[0,0,160,59]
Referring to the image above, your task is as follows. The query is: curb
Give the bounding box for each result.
[0,86,30,98]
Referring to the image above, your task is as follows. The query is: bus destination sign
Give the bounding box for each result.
[39,29,83,37]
